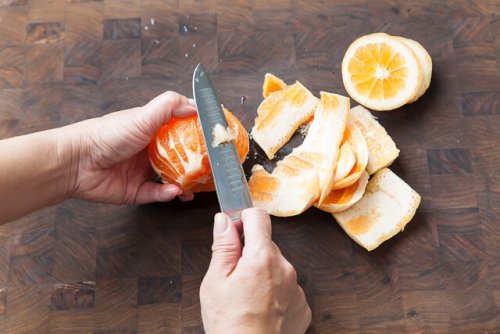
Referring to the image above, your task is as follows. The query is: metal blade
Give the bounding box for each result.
[192,63,252,221]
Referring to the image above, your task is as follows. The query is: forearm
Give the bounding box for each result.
[0,127,78,224]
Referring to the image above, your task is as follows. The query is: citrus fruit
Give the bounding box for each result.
[342,32,423,111]
[349,105,399,174]
[252,79,317,160]
[316,171,369,214]
[395,36,432,102]
[149,107,249,193]
[262,73,287,98]
[249,92,350,216]
[333,168,421,251]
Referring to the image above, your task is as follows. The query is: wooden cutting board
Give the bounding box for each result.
[0,0,498,332]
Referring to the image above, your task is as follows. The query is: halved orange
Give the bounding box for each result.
[395,36,432,102]
[149,107,249,193]
[342,33,423,111]
[252,80,318,160]
[249,92,350,216]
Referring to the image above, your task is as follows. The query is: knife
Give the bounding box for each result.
[192,63,253,222]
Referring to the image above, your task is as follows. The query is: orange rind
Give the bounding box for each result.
[262,73,287,98]
[316,171,369,214]
[249,92,350,216]
[332,122,369,189]
[333,168,421,251]
[349,105,399,174]
[333,141,356,183]
[252,79,318,160]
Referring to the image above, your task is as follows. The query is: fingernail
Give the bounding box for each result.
[164,184,181,196]
[214,213,228,234]
[187,98,196,106]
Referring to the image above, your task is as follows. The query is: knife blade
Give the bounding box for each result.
[192,63,253,222]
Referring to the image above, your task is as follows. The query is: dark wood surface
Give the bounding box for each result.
[0,0,499,332]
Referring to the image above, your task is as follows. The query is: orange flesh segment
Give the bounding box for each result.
[350,42,408,100]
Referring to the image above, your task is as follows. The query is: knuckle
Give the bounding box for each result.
[212,239,238,255]
[199,277,211,301]
[241,207,270,222]
[158,91,179,107]
[271,242,283,256]
[285,262,297,281]
[163,90,176,99]
[305,304,312,323]
[251,247,274,269]
[259,252,274,268]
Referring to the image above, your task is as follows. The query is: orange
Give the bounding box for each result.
[394,36,432,102]
[342,33,423,111]
[149,108,249,193]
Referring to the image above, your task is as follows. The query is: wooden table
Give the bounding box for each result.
[0,0,499,332]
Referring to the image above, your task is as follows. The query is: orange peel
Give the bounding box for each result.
[249,92,350,216]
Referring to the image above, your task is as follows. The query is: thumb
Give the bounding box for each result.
[89,92,196,167]
[141,92,196,136]
[207,213,242,278]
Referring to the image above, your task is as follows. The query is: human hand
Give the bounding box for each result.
[200,208,312,334]
[66,91,196,204]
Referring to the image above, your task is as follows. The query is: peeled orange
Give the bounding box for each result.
[149,108,249,193]
[342,33,423,111]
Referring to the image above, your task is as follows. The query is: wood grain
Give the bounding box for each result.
[0,0,498,332]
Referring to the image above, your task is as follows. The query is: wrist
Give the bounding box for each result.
[53,124,83,201]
